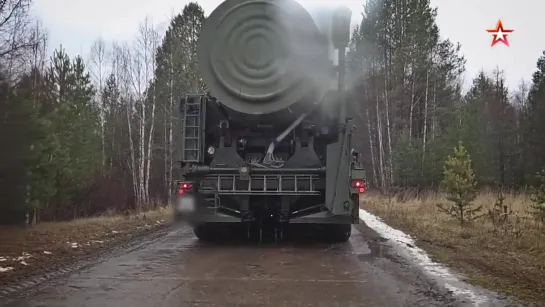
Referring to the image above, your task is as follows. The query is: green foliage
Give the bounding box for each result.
[350,0,533,192]
[529,170,545,225]
[350,0,466,189]
[486,191,524,237]
[437,142,482,224]
[392,133,454,188]
[0,77,35,224]
[155,2,205,95]
[392,133,421,186]
[151,2,206,198]
[45,50,101,209]
[0,47,102,223]
[525,52,545,179]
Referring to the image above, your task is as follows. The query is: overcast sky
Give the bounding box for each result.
[31,0,543,91]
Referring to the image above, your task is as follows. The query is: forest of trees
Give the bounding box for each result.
[348,0,545,192]
[0,0,544,225]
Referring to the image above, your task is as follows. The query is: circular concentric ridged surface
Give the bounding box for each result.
[198,0,329,115]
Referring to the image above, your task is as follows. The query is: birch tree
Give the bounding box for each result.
[109,42,139,206]
[136,19,160,207]
[0,0,37,69]
[90,38,108,168]
[349,0,465,189]
[153,3,205,202]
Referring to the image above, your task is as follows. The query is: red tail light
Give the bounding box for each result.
[177,181,193,195]
[351,179,366,193]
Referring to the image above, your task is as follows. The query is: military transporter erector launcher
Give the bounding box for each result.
[173,0,367,242]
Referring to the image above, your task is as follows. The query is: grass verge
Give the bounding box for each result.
[361,190,545,304]
[0,207,171,288]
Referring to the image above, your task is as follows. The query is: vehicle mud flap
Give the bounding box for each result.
[247,222,262,243]
[274,224,284,243]
[247,221,284,243]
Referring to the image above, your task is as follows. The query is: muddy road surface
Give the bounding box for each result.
[0,224,506,307]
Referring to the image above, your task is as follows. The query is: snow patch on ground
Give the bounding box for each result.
[15,252,32,261]
[359,209,491,306]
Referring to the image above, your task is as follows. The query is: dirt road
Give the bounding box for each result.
[0,223,512,307]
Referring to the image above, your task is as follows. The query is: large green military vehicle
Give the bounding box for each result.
[173,0,366,242]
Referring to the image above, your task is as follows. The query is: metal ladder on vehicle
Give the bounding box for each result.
[181,96,203,162]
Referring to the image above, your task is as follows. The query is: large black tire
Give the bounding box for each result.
[328,224,351,242]
[193,224,217,242]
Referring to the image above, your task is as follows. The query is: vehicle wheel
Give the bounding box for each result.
[328,224,351,242]
[193,224,216,242]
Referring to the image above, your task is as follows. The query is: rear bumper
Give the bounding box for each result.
[289,212,358,224]
[174,209,240,224]
[171,193,358,225]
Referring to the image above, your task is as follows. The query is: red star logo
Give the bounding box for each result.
[486,20,513,47]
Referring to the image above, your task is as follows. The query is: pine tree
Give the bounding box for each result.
[461,71,497,184]
[17,69,58,224]
[437,142,481,224]
[529,170,545,226]
[66,55,100,194]
[0,72,34,224]
[457,70,518,186]
[44,48,72,105]
[525,51,545,180]
[101,73,123,172]
[41,47,101,219]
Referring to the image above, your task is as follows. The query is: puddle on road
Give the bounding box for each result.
[354,239,387,262]
[344,232,389,262]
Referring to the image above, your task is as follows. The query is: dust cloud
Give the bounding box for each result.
[269,0,354,96]
[297,1,368,92]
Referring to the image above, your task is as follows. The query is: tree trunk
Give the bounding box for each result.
[138,98,146,207]
[126,103,138,207]
[375,81,386,190]
[422,69,429,172]
[167,46,175,203]
[366,108,379,186]
[409,71,416,138]
[431,82,436,142]
[145,93,156,207]
[167,69,174,203]
[383,58,393,186]
[164,107,168,200]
